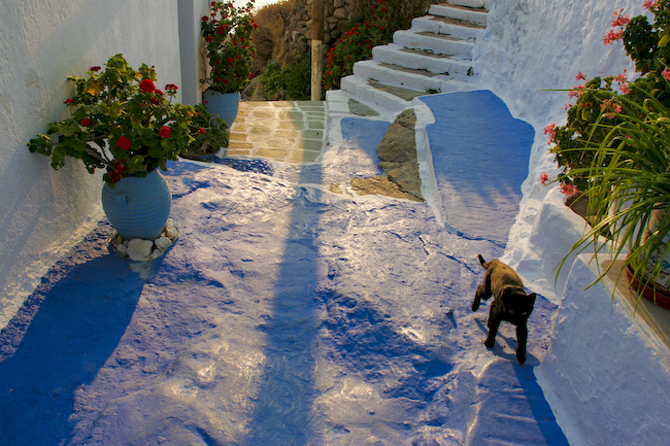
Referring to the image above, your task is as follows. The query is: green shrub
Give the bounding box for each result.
[260,54,311,100]
[548,2,670,192]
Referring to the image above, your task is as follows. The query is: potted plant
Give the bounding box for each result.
[28,53,199,241]
[547,1,670,308]
[179,103,230,160]
[200,0,257,127]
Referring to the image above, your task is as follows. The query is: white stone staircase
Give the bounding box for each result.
[334,0,490,114]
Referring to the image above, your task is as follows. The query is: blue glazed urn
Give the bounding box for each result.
[101,169,171,240]
[203,89,240,128]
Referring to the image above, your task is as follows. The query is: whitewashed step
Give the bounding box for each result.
[373,43,473,80]
[394,30,474,57]
[340,75,409,113]
[444,0,488,9]
[429,4,488,26]
[411,15,484,41]
[353,60,470,94]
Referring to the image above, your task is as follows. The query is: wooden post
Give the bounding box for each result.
[311,0,324,101]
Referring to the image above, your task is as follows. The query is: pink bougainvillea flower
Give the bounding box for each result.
[603,29,623,45]
[611,9,630,28]
[139,79,156,93]
[560,182,578,197]
[575,71,586,81]
[620,83,630,94]
[614,69,628,83]
[568,84,585,99]
[80,118,91,126]
[644,0,659,9]
[544,122,557,143]
[540,172,549,186]
[116,136,131,151]
[662,67,670,82]
[159,126,171,138]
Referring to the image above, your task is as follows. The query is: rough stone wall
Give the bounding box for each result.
[277,0,359,64]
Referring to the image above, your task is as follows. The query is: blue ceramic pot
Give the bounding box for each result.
[101,169,171,240]
[203,89,240,128]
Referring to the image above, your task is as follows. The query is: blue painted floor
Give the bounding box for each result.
[0,91,568,446]
[420,91,535,248]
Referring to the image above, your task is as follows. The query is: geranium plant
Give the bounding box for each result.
[547,1,670,300]
[180,103,230,159]
[323,0,394,91]
[546,1,670,193]
[201,0,257,94]
[28,54,198,187]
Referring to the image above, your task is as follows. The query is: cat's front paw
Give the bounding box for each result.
[516,350,526,364]
[471,301,480,312]
[484,338,495,349]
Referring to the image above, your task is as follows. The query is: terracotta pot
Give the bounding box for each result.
[101,169,171,240]
[625,264,670,310]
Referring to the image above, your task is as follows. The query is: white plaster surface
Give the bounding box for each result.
[0,0,185,328]
[472,1,670,444]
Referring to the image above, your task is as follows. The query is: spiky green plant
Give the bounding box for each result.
[556,83,670,303]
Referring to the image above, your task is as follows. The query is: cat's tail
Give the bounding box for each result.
[478,254,487,268]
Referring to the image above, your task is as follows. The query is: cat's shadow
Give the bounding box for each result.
[474,318,540,366]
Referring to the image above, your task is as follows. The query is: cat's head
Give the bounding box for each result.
[502,289,536,321]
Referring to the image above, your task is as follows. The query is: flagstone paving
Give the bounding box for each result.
[225,101,328,164]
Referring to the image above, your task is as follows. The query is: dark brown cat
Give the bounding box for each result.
[471,254,536,363]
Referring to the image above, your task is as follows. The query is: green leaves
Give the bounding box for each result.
[558,85,670,302]
[27,53,199,186]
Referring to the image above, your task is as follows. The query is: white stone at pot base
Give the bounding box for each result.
[111,218,179,262]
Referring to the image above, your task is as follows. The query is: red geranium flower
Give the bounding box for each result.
[139,79,156,93]
[202,15,209,21]
[64,98,74,104]
[90,66,101,72]
[206,36,214,42]
[227,57,234,64]
[199,127,205,135]
[249,72,254,79]
[116,136,131,150]
[159,126,171,138]
[81,118,91,126]
[165,83,179,92]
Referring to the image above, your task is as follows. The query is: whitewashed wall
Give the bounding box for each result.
[0,0,190,329]
[473,1,670,445]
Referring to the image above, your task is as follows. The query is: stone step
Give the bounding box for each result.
[340,75,409,113]
[441,0,489,9]
[372,43,474,80]
[353,60,470,94]
[394,29,475,57]
[411,15,484,40]
[429,3,488,26]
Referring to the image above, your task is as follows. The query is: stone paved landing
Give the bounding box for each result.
[226,101,328,163]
